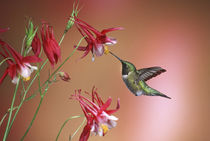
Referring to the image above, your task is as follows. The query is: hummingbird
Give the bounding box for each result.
[109,51,171,99]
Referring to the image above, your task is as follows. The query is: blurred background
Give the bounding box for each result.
[0,0,210,140]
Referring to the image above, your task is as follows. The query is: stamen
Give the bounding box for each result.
[104,46,109,55]
[22,76,30,81]
[101,124,109,135]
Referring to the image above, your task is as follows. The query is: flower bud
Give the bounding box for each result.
[58,71,70,82]
[25,19,38,48]
[65,2,79,33]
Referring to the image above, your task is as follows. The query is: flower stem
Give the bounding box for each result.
[59,32,66,45]
[3,77,20,141]
[70,117,86,140]
[8,60,47,133]
[0,57,13,66]
[20,33,85,141]
[47,36,85,82]
[56,115,82,141]
[20,94,45,141]
[20,64,43,140]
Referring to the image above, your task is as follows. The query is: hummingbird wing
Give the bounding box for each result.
[137,67,166,81]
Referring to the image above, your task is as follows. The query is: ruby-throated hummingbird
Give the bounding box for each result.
[109,51,171,99]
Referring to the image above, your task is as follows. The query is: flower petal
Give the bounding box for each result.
[74,45,87,51]
[31,33,41,56]
[79,124,91,141]
[7,65,17,80]
[22,56,42,63]
[0,69,8,84]
[106,98,120,115]
[101,27,124,34]
[11,76,19,84]
[75,17,102,36]
[105,37,117,45]
[0,41,22,65]
[100,97,112,112]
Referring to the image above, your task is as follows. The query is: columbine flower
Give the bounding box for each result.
[0,38,42,84]
[71,87,120,141]
[58,71,70,82]
[74,17,123,60]
[31,33,41,56]
[41,22,61,67]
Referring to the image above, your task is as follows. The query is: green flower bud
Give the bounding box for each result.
[25,19,38,48]
[65,2,80,33]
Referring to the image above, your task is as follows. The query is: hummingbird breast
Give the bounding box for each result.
[122,72,143,96]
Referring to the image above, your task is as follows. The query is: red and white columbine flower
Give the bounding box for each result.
[74,17,123,60]
[41,22,61,67]
[0,29,42,84]
[71,87,120,141]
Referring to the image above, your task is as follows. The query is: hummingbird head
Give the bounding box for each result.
[109,51,136,75]
[121,61,136,75]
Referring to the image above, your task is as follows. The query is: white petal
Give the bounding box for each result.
[12,76,19,84]
[30,65,38,71]
[19,66,31,78]
[97,127,103,136]
[90,125,95,132]
[25,63,38,71]
[102,112,118,121]
[92,56,95,62]
[93,44,104,56]
[19,63,37,79]
[108,115,118,121]
[108,120,117,128]
[105,37,117,45]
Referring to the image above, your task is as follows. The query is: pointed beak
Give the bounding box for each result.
[109,51,122,62]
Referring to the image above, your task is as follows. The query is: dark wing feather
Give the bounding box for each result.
[137,67,166,81]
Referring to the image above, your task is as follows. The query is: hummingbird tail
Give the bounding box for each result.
[153,92,171,99]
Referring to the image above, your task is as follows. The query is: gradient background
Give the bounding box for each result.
[0,0,210,141]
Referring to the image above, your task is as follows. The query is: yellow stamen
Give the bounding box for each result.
[104,46,110,55]
[22,76,31,81]
[101,124,109,135]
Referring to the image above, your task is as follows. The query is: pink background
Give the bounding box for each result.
[0,0,210,140]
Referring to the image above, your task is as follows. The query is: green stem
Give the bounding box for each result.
[59,32,66,45]
[8,61,47,132]
[3,77,20,141]
[19,79,26,102]
[20,32,84,141]
[20,95,44,141]
[0,113,8,127]
[0,58,14,66]
[7,33,66,131]
[48,36,85,82]
[21,83,49,141]
[37,64,42,96]
[0,107,18,127]
[25,36,85,101]
[56,115,82,141]
[21,36,26,56]
[70,117,86,140]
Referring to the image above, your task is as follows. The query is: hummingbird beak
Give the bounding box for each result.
[109,51,122,62]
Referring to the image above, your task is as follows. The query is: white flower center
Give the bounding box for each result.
[19,63,37,80]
